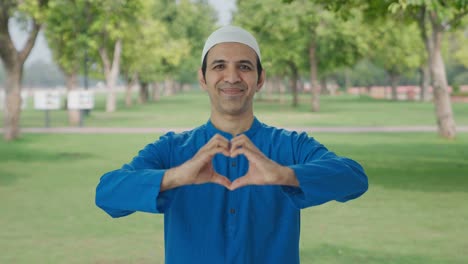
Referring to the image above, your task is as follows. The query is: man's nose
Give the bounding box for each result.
[224,66,241,84]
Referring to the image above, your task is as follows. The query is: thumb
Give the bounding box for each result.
[212,173,232,189]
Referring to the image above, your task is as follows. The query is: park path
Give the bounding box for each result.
[2,125,468,134]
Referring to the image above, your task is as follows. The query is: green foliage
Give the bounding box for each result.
[120,0,217,84]
[346,60,388,87]
[389,0,467,25]
[235,0,368,78]
[45,0,91,74]
[44,0,145,79]
[160,0,218,83]
[16,0,49,22]
[120,2,178,83]
[235,0,308,76]
[448,25,468,68]
[367,19,424,77]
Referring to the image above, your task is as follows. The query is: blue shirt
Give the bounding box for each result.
[95,118,368,264]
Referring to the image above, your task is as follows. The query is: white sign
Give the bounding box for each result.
[0,90,28,110]
[34,90,62,110]
[68,90,94,110]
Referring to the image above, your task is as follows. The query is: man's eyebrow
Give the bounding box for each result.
[210,59,255,67]
[210,59,227,66]
[238,60,255,67]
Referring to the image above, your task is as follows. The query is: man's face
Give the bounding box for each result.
[199,42,264,118]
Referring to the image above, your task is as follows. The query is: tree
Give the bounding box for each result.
[387,1,468,139]
[148,0,216,95]
[235,0,367,110]
[84,0,145,112]
[0,0,48,141]
[235,0,308,107]
[368,19,424,100]
[169,0,218,86]
[45,0,92,125]
[311,0,467,138]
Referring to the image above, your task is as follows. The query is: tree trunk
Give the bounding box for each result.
[65,72,80,126]
[272,76,280,100]
[320,77,327,95]
[139,82,149,104]
[344,68,351,92]
[0,16,41,140]
[419,64,431,101]
[267,77,274,100]
[164,78,174,96]
[289,63,299,107]
[429,21,456,139]
[125,73,138,107]
[174,82,181,94]
[152,82,160,102]
[417,7,432,103]
[309,40,320,112]
[389,72,399,101]
[99,39,122,113]
[4,65,22,140]
[279,77,286,104]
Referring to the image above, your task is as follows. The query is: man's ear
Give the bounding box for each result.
[256,70,266,92]
[198,69,207,91]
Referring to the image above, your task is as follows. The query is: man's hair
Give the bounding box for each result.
[201,53,263,82]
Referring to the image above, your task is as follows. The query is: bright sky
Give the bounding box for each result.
[10,0,235,65]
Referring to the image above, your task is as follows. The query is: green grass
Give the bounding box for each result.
[1,133,468,263]
[5,90,468,128]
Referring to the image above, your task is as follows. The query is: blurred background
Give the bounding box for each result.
[1,0,468,263]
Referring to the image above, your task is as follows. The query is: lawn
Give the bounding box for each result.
[1,132,467,263]
[5,90,468,128]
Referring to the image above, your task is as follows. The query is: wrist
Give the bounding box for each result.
[161,167,185,191]
[280,166,299,187]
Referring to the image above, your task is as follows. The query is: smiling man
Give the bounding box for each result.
[95,25,368,264]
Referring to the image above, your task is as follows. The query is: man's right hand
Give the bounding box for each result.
[160,134,231,191]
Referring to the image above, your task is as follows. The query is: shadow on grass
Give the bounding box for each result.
[300,243,459,264]
[0,147,94,163]
[0,138,94,186]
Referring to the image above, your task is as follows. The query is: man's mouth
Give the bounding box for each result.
[219,87,245,96]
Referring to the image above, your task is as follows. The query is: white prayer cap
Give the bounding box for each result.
[201,25,261,64]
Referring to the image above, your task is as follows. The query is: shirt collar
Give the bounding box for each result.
[205,117,262,139]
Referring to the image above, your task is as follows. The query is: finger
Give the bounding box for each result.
[203,136,229,152]
[230,143,266,163]
[230,134,255,148]
[230,136,260,157]
[230,145,258,160]
[230,176,250,191]
[200,145,231,161]
[210,134,230,146]
[211,174,232,189]
[196,134,230,158]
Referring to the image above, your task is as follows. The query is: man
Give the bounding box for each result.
[95,25,368,264]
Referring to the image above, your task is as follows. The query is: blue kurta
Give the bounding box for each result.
[95,118,368,264]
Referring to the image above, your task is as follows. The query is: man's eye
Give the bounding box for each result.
[239,65,252,71]
[213,64,225,70]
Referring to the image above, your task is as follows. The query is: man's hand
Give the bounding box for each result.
[161,134,299,192]
[161,134,232,191]
[229,134,299,190]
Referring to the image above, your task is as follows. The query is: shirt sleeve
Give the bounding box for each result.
[95,133,175,218]
[282,132,368,209]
